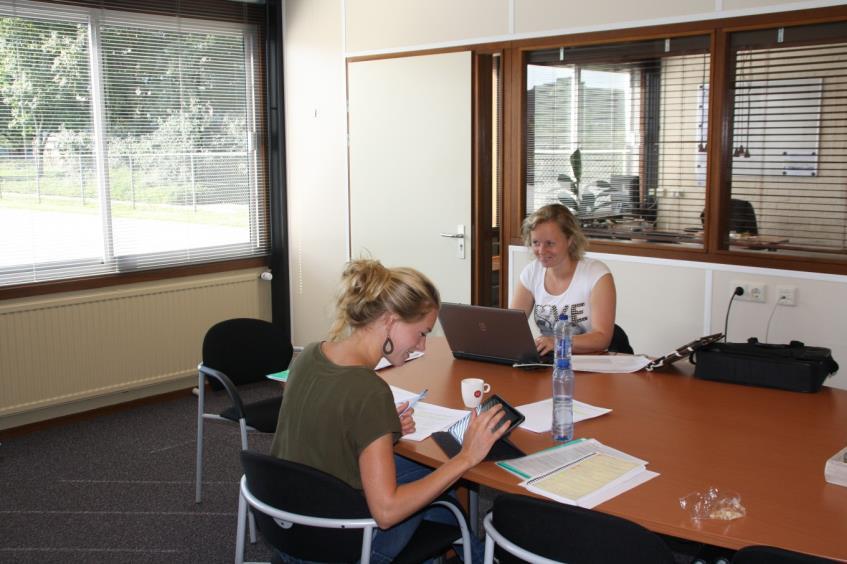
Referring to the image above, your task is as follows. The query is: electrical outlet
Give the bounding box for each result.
[732,280,766,303]
[748,283,766,303]
[777,285,797,306]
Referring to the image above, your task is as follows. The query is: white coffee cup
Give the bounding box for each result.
[461,378,491,408]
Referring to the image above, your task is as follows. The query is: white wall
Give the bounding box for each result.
[283,0,847,347]
[283,0,350,345]
[510,246,847,389]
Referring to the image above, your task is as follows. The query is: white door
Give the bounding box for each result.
[347,51,472,305]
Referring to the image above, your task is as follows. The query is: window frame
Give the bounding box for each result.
[0,0,269,300]
[497,5,847,294]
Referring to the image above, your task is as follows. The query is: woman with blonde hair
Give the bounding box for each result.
[271,258,505,562]
[510,203,617,354]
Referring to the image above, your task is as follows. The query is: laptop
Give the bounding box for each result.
[438,303,552,365]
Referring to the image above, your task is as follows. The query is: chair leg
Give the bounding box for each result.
[360,526,374,564]
[433,499,472,564]
[483,533,495,564]
[468,489,479,535]
[239,418,257,544]
[195,372,205,504]
[235,487,247,564]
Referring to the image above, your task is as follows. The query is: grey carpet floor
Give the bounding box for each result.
[0,382,280,564]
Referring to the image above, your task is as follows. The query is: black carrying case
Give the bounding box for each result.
[691,338,838,393]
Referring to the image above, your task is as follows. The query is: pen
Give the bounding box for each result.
[398,389,428,415]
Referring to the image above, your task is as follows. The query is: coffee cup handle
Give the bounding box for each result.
[483,383,491,393]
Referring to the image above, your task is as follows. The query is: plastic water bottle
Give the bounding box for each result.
[553,313,572,363]
[552,314,574,442]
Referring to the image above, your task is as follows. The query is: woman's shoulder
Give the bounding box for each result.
[519,258,544,281]
[579,257,611,276]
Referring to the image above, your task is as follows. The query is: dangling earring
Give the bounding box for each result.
[382,337,394,355]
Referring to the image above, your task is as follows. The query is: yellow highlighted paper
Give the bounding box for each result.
[529,453,641,502]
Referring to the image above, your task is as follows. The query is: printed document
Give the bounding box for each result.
[497,438,658,508]
[390,386,467,442]
[517,399,611,433]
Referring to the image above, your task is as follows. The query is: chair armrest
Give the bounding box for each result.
[199,363,247,419]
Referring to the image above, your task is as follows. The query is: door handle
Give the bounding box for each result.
[440,224,465,239]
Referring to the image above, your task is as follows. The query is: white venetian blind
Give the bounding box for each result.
[0,0,268,287]
[525,36,710,247]
[727,22,847,257]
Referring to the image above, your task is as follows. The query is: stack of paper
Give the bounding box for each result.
[572,355,650,373]
[497,438,658,508]
[390,386,467,442]
[825,447,847,487]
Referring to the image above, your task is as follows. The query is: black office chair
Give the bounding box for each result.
[483,493,675,564]
[733,545,838,564]
[699,198,759,235]
[609,323,634,354]
[195,318,292,504]
[236,451,472,564]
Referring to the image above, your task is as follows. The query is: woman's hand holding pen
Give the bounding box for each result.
[396,402,416,436]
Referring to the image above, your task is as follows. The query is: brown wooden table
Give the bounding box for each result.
[381,338,847,561]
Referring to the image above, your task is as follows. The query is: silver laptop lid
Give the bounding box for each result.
[438,303,542,365]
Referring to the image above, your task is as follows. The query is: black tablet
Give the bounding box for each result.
[446,394,525,445]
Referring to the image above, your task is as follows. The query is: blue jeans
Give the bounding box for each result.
[275,455,483,563]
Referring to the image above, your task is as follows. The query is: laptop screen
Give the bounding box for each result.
[438,303,546,365]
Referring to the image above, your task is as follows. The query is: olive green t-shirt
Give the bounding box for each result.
[269,342,401,489]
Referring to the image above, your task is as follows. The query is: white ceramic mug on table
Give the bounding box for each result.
[460,378,491,408]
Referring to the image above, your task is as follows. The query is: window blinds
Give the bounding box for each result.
[525,36,710,246]
[727,22,847,257]
[0,0,267,287]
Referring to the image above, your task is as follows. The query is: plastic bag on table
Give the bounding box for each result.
[679,487,746,521]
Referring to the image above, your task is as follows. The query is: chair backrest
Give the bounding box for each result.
[609,324,634,354]
[489,494,675,564]
[240,450,372,562]
[698,198,758,236]
[732,546,837,564]
[202,318,292,387]
[729,198,758,235]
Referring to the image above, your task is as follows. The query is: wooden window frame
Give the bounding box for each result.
[498,5,847,301]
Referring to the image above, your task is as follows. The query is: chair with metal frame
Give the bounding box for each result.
[195,318,292,504]
[236,451,472,564]
[483,493,675,564]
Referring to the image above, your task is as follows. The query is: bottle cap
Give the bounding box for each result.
[558,313,568,321]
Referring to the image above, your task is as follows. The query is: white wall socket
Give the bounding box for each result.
[732,280,767,303]
[777,285,797,306]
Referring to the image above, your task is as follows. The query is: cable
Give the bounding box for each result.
[765,296,786,343]
[723,286,744,342]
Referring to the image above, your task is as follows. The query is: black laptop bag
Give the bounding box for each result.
[691,338,838,393]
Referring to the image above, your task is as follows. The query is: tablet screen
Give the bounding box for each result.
[446,394,525,445]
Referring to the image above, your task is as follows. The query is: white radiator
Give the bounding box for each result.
[0,269,271,425]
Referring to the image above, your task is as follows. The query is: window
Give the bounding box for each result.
[0,2,267,288]
[525,37,710,246]
[725,22,847,259]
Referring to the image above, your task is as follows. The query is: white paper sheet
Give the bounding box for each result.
[572,355,650,373]
[390,386,468,442]
[516,398,612,433]
[375,351,424,371]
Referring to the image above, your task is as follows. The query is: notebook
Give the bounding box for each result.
[438,303,551,365]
